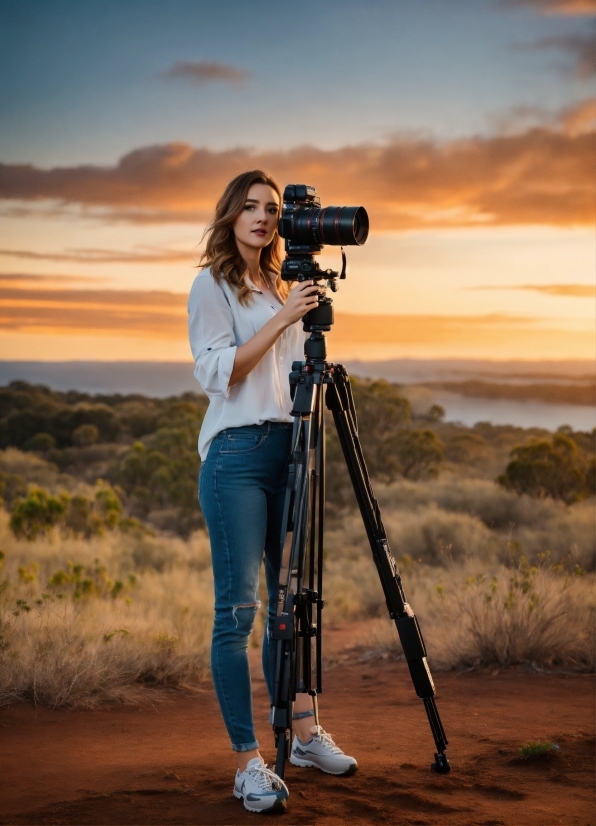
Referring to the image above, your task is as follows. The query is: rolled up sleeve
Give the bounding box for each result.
[188,273,237,398]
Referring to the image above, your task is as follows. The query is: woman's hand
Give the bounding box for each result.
[228,280,320,387]
[278,280,320,326]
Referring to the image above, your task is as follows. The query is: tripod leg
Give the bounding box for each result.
[272,379,323,778]
[326,366,450,773]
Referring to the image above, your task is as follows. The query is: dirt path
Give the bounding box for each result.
[1,659,594,825]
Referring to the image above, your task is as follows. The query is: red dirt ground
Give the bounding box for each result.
[0,650,594,825]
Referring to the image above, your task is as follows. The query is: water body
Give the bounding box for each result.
[434,391,595,433]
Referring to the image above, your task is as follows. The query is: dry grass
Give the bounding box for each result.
[1,469,594,708]
[0,515,213,707]
[363,562,595,672]
[336,475,595,571]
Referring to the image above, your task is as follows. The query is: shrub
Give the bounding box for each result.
[325,503,500,572]
[518,741,560,760]
[10,487,68,540]
[9,484,123,541]
[499,433,592,503]
[365,562,595,672]
[23,432,56,452]
[0,522,213,707]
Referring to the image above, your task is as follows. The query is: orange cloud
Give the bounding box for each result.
[472,283,596,297]
[1,286,592,360]
[558,97,596,134]
[0,287,186,338]
[0,273,101,285]
[499,0,596,14]
[0,246,190,264]
[1,103,593,230]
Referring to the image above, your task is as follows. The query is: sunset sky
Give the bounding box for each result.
[0,0,594,363]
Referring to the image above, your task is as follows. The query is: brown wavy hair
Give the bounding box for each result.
[199,170,289,306]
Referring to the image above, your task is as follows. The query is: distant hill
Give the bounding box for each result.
[0,358,592,397]
[0,361,199,397]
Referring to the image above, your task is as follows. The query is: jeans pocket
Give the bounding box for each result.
[220,431,266,454]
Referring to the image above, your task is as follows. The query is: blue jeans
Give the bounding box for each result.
[199,421,293,752]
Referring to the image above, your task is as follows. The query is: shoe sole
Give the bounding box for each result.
[234,789,287,813]
[289,756,358,776]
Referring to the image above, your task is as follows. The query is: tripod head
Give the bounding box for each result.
[285,249,347,333]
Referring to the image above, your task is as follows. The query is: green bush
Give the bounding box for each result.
[9,484,122,541]
[10,487,68,540]
[498,433,593,503]
[23,432,56,452]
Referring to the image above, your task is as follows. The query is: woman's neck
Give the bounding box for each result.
[236,242,264,287]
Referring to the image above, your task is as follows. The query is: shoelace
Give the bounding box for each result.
[245,762,288,794]
[311,725,343,754]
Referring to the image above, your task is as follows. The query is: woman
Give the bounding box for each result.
[188,170,357,814]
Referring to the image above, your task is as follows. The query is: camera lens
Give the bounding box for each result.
[318,206,369,246]
[283,205,369,246]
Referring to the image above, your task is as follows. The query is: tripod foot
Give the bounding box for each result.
[431,753,451,774]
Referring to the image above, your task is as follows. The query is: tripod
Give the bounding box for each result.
[271,329,450,779]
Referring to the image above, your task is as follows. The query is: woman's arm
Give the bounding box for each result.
[229,280,319,386]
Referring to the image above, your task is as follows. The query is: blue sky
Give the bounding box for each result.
[1,0,591,163]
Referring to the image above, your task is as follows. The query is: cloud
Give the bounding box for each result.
[558,96,596,133]
[2,285,592,357]
[499,0,596,15]
[0,246,191,264]
[0,104,593,231]
[526,284,596,297]
[490,98,595,135]
[0,285,186,308]
[160,60,251,87]
[517,34,596,78]
[474,283,596,297]
[0,286,187,338]
[0,273,101,285]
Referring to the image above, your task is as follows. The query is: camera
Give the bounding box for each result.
[278,184,368,332]
[279,184,368,253]
[278,185,369,282]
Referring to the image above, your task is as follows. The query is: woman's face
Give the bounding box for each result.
[232,183,280,253]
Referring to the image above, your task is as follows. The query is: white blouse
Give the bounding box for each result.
[187,268,307,460]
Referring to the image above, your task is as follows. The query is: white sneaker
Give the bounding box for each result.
[290,725,358,776]
[233,757,289,813]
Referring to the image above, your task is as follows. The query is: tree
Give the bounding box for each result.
[393,429,445,480]
[426,404,445,422]
[23,432,56,452]
[347,378,412,481]
[72,424,99,447]
[498,433,591,503]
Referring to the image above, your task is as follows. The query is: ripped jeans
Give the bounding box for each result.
[199,422,293,752]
